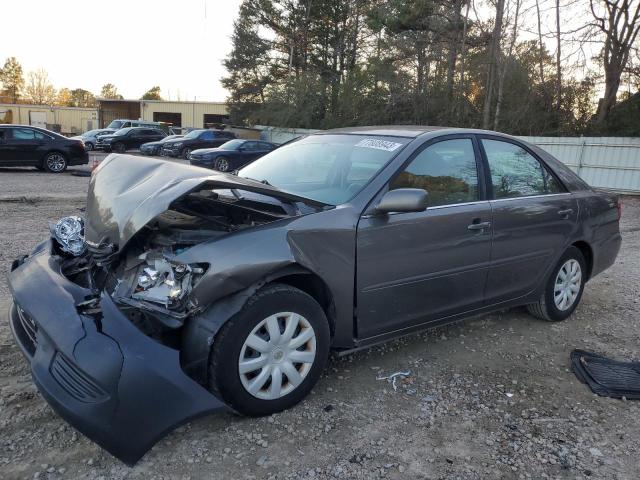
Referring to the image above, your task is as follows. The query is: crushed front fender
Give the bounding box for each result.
[7,240,228,465]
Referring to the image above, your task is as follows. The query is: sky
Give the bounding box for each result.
[1,0,243,101]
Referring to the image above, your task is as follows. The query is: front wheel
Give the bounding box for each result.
[43,152,67,173]
[209,284,330,416]
[84,142,94,151]
[527,246,586,322]
[215,156,231,172]
[181,148,192,159]
[112,142,126,153]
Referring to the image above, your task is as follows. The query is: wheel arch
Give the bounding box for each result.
[180,264,337,386]
[41,149,67,161]
[571,240,593,280]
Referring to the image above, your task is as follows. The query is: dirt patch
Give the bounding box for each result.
[0,185,638,480]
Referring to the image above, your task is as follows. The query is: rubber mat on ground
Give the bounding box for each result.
[571,349,640,400]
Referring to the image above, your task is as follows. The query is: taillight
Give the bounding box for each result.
[617,198,623,221]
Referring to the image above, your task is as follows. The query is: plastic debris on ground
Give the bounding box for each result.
[571,349,640,400]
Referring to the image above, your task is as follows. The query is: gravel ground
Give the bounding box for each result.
[0,167,638,480]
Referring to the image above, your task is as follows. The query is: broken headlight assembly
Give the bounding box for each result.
[51,216,87,256]
[112,250,208,328]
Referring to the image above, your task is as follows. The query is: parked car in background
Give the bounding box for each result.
[161,129,236,159]
[107,119,169,132]
[0,124,88,172]
[98,127,166,153]
[7,126,622,464]
[140,135,184,156]
[69,128,115,151]
[189,139,277,171]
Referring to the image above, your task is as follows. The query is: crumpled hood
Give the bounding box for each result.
[84,154,324,250]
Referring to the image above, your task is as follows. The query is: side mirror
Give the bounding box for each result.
[375,188,428,214]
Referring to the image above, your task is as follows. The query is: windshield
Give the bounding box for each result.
[238,134,409,205]
[108,120,125,129]
[114,128,132,136]
[184,129,205,139]
[219,139,244,150]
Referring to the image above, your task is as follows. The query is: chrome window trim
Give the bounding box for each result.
[490,192,572,203]
[360,193,572,219]
[360,200,490,218]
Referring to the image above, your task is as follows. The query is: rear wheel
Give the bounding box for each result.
[527,246,586,322]
[43,152,67,173]
[209,284,330,416]
[215,156,231,172]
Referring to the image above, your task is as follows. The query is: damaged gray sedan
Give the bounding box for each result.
[8,127,621,464]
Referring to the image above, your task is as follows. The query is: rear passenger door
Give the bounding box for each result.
[6,128,41,164]
[479,136,578,304]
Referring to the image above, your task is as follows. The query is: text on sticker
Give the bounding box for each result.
[355,139,403,152]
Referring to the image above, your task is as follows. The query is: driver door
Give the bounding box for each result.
[356,137,492,339]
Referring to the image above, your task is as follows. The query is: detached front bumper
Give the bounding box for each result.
[7,240,227,465]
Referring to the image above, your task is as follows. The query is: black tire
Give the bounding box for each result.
[215,156,231,172]
[182,148,192,159]
[112,142,126,153]
[209,283,330,416]
[526,246,586,322]
[43,152,67,173]
[85,142,94,151]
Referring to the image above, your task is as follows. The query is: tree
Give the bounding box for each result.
[482,0,505,129]
[590,0,640,124]
[141,86,162,100]
[70,88,96,107]
[56,87,74,106]
[100,83,123,99]
[0,57,25,103]
[24,68,57,105]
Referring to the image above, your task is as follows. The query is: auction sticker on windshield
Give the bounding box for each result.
[355,138,403,152]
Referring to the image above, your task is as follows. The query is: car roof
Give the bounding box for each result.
[319,125,519,140]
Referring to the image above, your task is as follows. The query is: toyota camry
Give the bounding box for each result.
[7,126,621,464]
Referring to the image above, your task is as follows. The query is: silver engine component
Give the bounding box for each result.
[51,216,86,256]
[131,254,203,308]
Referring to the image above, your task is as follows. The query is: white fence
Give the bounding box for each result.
[520,136,640,194]
[254,127,640,194]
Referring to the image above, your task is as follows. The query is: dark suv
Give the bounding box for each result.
[161,129,236,159]
[0,124,88,173]
[98,128,166,153]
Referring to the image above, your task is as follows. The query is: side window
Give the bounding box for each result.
[34,131,50,140]
[390,138,479,207]
[481,139,564,199]
[11,128,36,140]
[200,130,215,140]
[259,142,274,150]
[243,141,260,151]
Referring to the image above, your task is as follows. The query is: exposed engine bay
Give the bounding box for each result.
[52,186,310,343]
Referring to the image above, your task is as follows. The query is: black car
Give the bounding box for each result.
[0,124,88,173]
[8,126,622,464]
[161,129,236,159]
[189,139,278,171]
[139,135,184,156]
[98,127,166,153]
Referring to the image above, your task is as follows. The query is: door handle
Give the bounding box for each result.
[467,221,491,231]
[557,208,574,217]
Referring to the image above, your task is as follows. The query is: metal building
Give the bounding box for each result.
[0,103,98,135]
[97,99,229,129]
